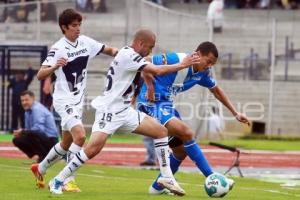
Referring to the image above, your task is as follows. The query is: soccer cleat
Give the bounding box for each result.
[31,164,45,188]
[62,180,81,192]
[157,177,185,196]
[49,178,64,195]
[148,185,173,195]
[227,178,235,191]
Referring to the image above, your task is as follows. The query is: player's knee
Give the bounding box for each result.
[71,127,86,146]
[73,134,86,146]
[157,126,168,139]
[180,128,194,142]
[60,141,71,151]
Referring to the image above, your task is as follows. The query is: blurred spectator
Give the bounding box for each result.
[42,76,52,110]
[8,66,34,131]
[183,0,203,3]
[259,0,270,8]
[41,0,57,22]
[281,0,300,9]
[4,0,33,22]
[224,0,237,8]
[95,0,107,13]
[42,76,62,136]
[140,136,156,166]
[150,0,165,6]
[12,90,59,163]
[75,0,107,13]
[207,0,224,33]
[207,106,224,140]
[75,0,93,12]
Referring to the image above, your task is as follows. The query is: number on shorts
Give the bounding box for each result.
[101,113,113,122]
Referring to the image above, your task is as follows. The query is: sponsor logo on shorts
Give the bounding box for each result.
[160,108,170,116]
[66,108,73,114]
[65,105,73,115]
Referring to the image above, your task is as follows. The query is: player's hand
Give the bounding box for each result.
[54,58,68,69]
[131,95,137,105]
[146,87,155,102]
[180,53,201,68]
[235,113,251,126]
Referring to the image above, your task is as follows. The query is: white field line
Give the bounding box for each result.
[1,146,300,155]
[0,164,300,197]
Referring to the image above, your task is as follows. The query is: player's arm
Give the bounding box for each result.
[37,58,67,80]
[101,46,119,57]
[210,86,251,126]
[143,53,200,76]
[142,71,155,102]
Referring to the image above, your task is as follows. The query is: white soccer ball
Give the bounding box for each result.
[204,173,230,198]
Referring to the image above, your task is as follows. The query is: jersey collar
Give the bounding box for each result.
[64,36,79,48]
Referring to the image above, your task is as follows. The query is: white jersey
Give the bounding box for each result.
[92,46,149,112]
[42,35,105,104]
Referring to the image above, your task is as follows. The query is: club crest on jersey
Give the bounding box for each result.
[99,121,106,129]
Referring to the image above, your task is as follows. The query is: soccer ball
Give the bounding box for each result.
[204,173,230,198]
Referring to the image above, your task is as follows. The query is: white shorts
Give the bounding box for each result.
[92,107,146,135]
[53,101,83,131]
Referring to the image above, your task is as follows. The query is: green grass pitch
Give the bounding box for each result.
[0,157,299,200]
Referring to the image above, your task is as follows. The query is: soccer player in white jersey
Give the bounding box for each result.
[30,8,118,192]
[47,29,202,195]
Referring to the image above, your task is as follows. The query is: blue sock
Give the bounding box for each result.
[152,153,182,190]
[184,140,213,177]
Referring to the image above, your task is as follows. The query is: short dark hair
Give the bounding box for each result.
[58,8,82,34]
[195,41,218,58]
[20,90,35,98]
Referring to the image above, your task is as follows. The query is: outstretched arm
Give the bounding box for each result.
[101,46,119,57]
[143,53,200,76]
[210,86,251,126]
[143,71,155,102]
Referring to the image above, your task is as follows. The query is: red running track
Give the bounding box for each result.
[0,142,299,168]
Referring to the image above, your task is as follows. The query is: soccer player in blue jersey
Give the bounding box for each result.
[137,41,250,194]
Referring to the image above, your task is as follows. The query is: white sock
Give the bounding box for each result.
[56,149,89,182]
[64,143,82,184]
[68,143,82,162]
[38,143,67,174]
[154,137,173,178]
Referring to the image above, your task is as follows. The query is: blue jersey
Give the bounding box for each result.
[137,52,216,104]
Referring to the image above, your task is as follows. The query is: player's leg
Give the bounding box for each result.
[166,118,213,176]
[132,113,185,196]
[31,131,72,188]
[149,118,213,194]
[149,143,186,193]
[48,109,119,194]
[62,124,86,192]
[49,132,109,194]
[31,103,84,188]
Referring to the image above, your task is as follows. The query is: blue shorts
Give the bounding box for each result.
[137,102,181,125]
[137,102,184,148]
